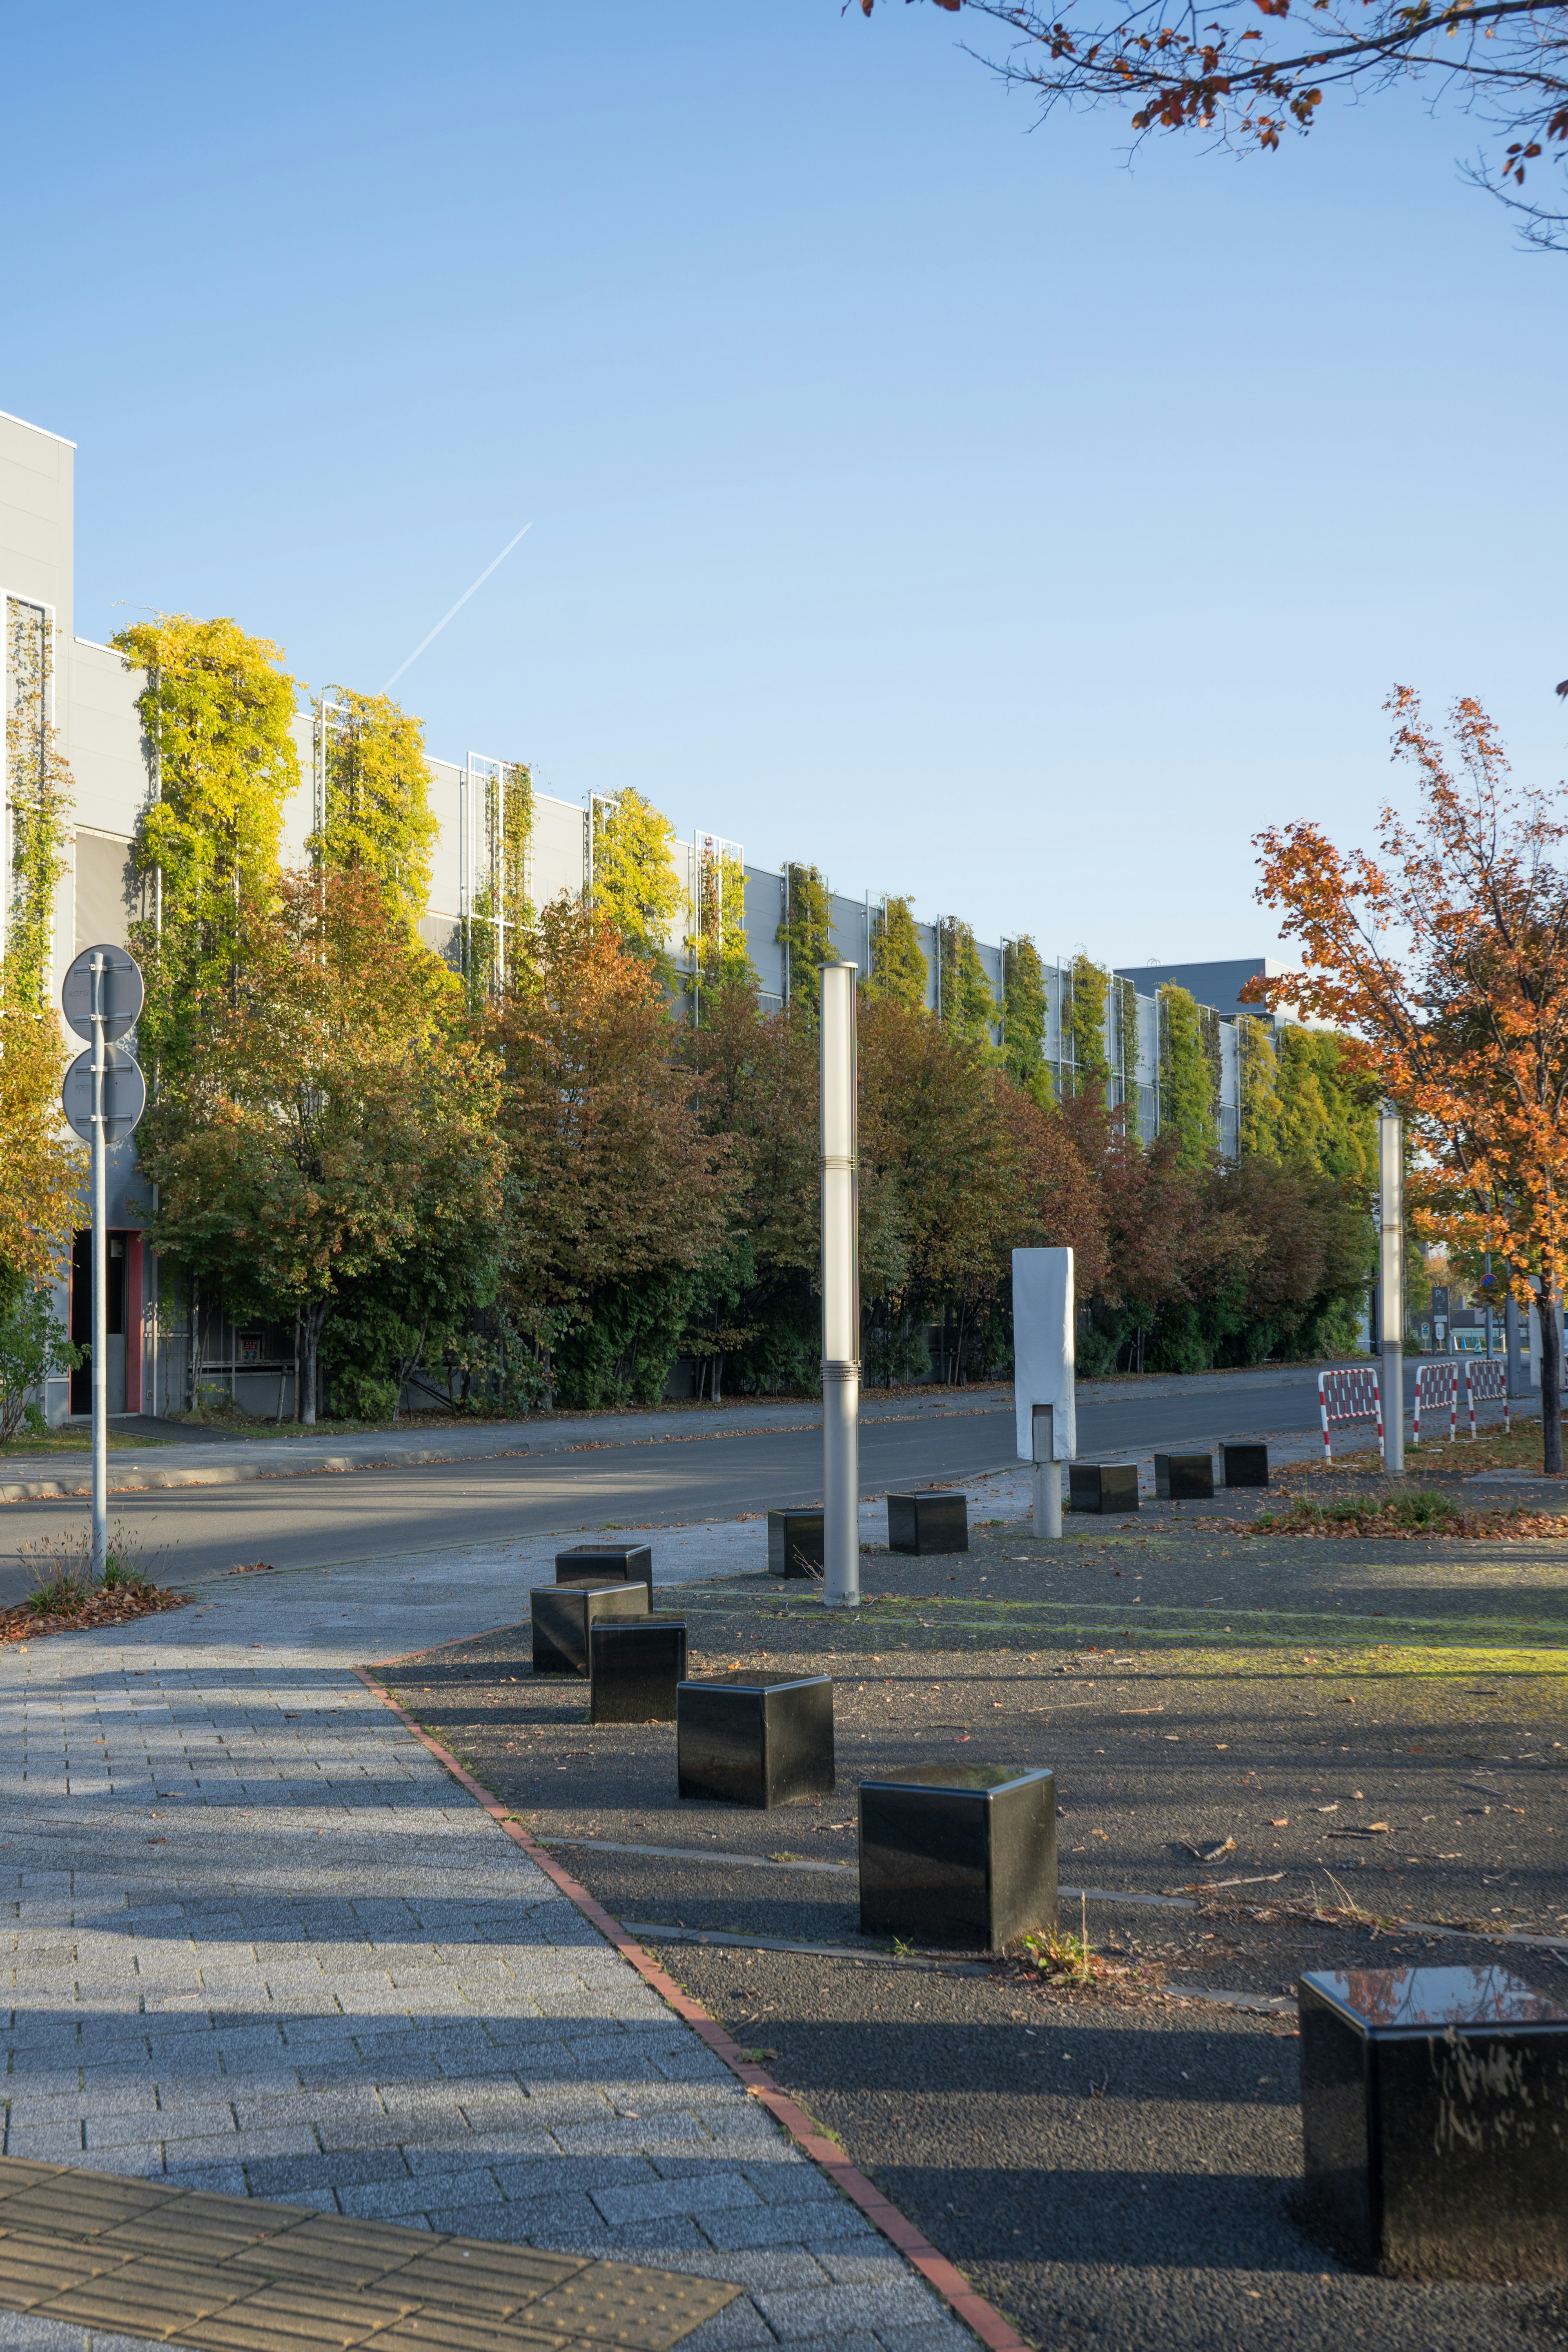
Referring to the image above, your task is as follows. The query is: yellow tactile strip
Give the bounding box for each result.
[0,2157,739,2352]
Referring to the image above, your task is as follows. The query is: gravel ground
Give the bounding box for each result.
[375,1511,1568,2348]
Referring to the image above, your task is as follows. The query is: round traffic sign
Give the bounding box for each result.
[61,943,143,1043]
[61,1044,147,1145]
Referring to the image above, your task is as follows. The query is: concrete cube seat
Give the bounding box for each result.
[886,1492,968,1555]
[555,1543,653,1600]
[1299,1964,1568,2278]
[1153,1452,1214,1501]
[531,1581,648,1677]
[858,1763,1056,1951]
[677,1671,835,1807]
[1068,1463,1139,1515]
[588,1619,687,1724]
[1222,1441,1270,1488]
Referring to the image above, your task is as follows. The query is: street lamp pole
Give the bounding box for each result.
[90,950,108,1577]
[820,963,860,1608]
[1379,1111,1404,1476]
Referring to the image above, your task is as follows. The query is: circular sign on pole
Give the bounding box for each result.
[61,1044,147,1145]
[61,943,143,1043]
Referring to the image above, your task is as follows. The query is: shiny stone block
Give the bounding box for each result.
[1153,1452,1214,1501]
[1222,1441,1270,1488]
[886,1493,969,1554]
[1067,1463,1139,1515]
[531,1581,648,1677]
[859,1763,1056,1951]
[767,1511,824,1579]
[677,1672,835,1807]
[1298,1964,1568,2278]
[555,1543,654,1600]
[589,1619,687,1724]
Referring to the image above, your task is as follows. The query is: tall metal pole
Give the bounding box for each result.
[1379,1110,1404,1476]
[820,963,860,1608]
[90,951,108,1576]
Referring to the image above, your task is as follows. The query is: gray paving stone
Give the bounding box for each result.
[593,2173,765,2225]
[699,2206,880,2252]
[755,2285,946,2340]
[873,2323,983,2352]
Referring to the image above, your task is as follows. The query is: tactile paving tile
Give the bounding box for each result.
[0,2158,738,2352]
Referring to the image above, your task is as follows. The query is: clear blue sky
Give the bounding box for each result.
[9,4,1566,968]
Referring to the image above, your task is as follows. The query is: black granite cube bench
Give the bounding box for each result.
[556,1543,654,1601]
[1299,1963,1568,2278]
[677,1671,835,1807]
[1222,1442,1270,1488]
[531,1581,648,1677]
[1067,1463,1139,1515]
[859,1763,1056,1951]
[768,1511,824,1579]
[1153,1452,1214,1501]
[589,1619,688,1724]
[887,1493,969,1555]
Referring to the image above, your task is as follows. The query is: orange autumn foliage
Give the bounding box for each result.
[1252,686,1568,1468]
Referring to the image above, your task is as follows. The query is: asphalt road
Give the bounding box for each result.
[0,1362,1470,1605]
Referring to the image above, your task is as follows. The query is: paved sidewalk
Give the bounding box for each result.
[0,1552,973,2352]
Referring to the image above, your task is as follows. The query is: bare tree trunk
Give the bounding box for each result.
[714,1353,723,1405]
[392,1314,431,1427]
[292,1317,302,1424]
[1542,1281,1564,1474]
[301,1303,329,1429]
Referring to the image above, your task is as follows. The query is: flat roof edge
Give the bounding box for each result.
[0,409,77,450]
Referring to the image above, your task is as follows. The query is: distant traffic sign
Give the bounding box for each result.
[61,1044,146,1145]
[61,943,143,1042]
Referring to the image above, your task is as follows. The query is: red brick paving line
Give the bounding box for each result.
[350,1663,1030,2352]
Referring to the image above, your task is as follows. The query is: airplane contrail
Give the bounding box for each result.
[381,521,534,694]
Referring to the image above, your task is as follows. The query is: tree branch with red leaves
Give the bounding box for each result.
[858,0,1568,246]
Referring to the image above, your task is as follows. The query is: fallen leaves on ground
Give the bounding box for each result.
[0,1587,189,1644]
[1242,1492,1568,1540]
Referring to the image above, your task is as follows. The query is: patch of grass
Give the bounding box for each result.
[1251,1493,1568,1542]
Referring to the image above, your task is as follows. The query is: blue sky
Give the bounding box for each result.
[8,3,1566,968]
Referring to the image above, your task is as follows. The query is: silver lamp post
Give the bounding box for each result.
[820,963,860,1608]
[1379,1111,1405,1475]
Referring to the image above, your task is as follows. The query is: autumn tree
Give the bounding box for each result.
[315,688,438,927]
[868,896,930,1011]
[1254,687,1568,1467]
[938,919,998,1056]
[777,864,838,1024]
[683,985,823,1392]
[590,788,685,986]
[1066,952,1110,1094]
[1158,984,1219,1168]
[1001,935,1051,1106]
[116,615,302,1085]
[140,868,502,1424]
[498,898,735,1405]
[859,0,1568,247]
[687,842,755,1013]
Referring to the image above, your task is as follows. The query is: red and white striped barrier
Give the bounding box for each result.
[1318,1367,1383,1463]
[1412,1360,1457,1447]
[1463,1356,1510,1438]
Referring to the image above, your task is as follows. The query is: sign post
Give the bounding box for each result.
[1379,1111,1404,1477]
[1013,1248,1076,1538]
[60,945,145,1578]
[819,963,860,1609]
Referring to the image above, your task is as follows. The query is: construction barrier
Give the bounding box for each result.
[1318,1367,1383,1463]
[1412,1360,1458,1447]
[1463,1356,1511,1438]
